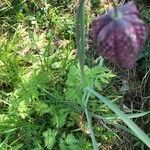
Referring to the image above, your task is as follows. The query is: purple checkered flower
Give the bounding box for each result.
[91,1,147,69]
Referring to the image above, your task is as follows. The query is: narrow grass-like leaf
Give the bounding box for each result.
[103,111,150,120]
[93,114,135,136]
[83,91,99,150]
[87,87,150,148]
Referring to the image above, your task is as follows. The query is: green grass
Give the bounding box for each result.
[0,0,149,149]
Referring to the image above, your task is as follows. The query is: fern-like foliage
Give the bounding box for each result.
[43,129,58,150]
[65,65,115,104]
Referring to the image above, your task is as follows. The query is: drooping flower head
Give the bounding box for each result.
[91,1,147,69]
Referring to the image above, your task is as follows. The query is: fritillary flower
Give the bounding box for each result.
[91,1,147,69]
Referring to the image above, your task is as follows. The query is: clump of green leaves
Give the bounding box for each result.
[65,65,115,104]
[0,29,117,149]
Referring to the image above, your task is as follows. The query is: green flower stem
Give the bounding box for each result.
[76,0,86,83]
[76,1,98,149]
[111,0,119,17]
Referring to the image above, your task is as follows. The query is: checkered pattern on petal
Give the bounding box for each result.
[91,1,147,69]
